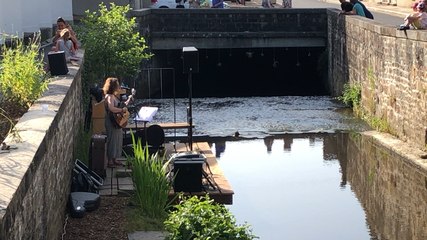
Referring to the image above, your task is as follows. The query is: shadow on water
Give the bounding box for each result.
[209,133,427,240]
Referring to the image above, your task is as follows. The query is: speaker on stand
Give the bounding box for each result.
[182,47,199,151]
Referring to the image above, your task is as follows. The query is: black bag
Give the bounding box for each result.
[358,1,374,19]
[363,8,374,19]
[71,172,99,193]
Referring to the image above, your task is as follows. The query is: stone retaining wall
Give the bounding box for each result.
[328,9,427,151]
[347,131,427,239]
[0,58,84,239]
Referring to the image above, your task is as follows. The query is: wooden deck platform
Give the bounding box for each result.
[166,142,234,205]
[98,141,234,205]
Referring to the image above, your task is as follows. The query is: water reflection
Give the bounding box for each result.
[214,133,372,240]
[135,96,426,239]
[346,133,427,240]
[263,137,274,153]
[213,133,427,240]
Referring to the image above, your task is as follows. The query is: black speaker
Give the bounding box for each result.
[48,51,68,76]
[172,152,205,192]
[182,46,199,74]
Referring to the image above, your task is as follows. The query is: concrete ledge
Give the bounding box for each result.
[0,50,85,240]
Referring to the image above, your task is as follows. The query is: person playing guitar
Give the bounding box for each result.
[114,87,136,128]
[102,77,134,167]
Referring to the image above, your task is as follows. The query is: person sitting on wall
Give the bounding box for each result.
[262,0,274,8]
[398,2,427,30]
[412,0,427,12]
[347,0,365,17]
[55,29,76,62]
[211,0,224,8]
[282,0,292,8]
[339,0,353,13]
[52,17,79,50]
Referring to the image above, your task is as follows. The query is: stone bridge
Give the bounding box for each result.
[132,8,328,49]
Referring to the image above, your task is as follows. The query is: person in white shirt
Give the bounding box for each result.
[399,2,427,30]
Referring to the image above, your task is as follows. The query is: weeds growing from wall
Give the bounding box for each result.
[338,83,361,111]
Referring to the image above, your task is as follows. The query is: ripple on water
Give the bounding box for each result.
[135,96,370,138]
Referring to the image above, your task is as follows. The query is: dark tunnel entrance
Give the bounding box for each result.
[140,47,328,98]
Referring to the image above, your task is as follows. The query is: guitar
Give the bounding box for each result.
[114,88,136,128]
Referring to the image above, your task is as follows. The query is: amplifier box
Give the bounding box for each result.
[172,152,206,192]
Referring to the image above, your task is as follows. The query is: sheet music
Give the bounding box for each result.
[134,106,158,122]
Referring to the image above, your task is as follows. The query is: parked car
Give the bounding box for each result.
[150,0,190,8]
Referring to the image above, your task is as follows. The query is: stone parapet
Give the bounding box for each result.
[0,52,84,239]
[132,8,328,50]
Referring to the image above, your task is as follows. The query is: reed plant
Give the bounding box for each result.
[127,132,172,219]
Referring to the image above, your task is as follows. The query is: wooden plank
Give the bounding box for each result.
[103,142,234,204]
[168,142,234,204]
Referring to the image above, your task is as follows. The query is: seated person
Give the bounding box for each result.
[339,0,353,13]
[412,0,427,12]
[262,0,274,8]
[53,17,79,50]
[346,0,366,17]
[399,2,427,30]
[55,29,76,61]
[211,0,224,8]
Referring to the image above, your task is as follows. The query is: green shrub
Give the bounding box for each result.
[0,34,49,108]
[338,83,361,109]
[78,3,152,86]
[127,132,172,219]
[0,107,22,142]
[164,195,257,240]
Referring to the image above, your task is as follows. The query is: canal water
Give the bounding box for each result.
[135,96,427,240]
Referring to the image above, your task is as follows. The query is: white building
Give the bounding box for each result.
[0,0,73,43]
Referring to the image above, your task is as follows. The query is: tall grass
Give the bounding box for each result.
[128,132,172,219]
[0,34,49,108]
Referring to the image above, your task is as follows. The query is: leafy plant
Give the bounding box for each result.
[0,34,49,108]
[127,132,172,219]
[364,115,391,133]
[0,107,22,142]
[338,83,361,109]
[164,195,257,240]
[74,124,92,165]
[78,3,152,86]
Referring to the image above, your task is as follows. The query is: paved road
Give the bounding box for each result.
[293,0,404,26]
[237,0,406,26]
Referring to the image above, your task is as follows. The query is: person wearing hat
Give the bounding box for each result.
[399,2,427,30]
[55,28,76,61]
[53,17,79,50]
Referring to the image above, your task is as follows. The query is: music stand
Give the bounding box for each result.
[134,106,158,143]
